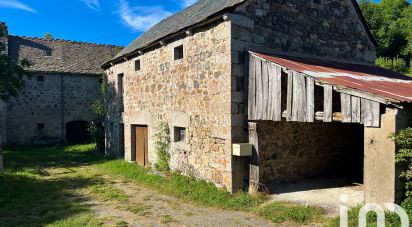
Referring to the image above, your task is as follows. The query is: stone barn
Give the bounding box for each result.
[103,0,412,205]
[0,22,120,145]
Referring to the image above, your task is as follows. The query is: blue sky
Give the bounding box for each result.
[0,0,198,46]
[0,0,409,47]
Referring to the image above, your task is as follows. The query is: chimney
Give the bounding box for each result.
[0,22,8,55]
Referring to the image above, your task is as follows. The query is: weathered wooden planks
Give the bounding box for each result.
[306,77,315,122]
[286,71,293,121]
[271,64,282,121]
[247,54,382,127]
[248,122,260,193]
[351,96,361,123]
[341,93,352,123]
[361,98,380,127]
[323,85,333,122]
[248,55,256,120]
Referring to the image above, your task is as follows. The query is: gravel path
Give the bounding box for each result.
[75,168,275,226]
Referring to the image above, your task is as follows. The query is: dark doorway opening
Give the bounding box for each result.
[66,121,91,143]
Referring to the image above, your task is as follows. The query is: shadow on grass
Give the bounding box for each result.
[2,144,110,171]
[0,171,105,226]
[0,144,112,226]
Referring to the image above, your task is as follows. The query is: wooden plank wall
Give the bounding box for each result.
[248,54,381,128]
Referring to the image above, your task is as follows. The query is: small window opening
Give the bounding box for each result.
[174,45,184,60]
[37,123,45,131]
[313,0,322,4]
[135,59,141,71]
[99,78,103,84]
[44,49,52,56]
[37,75,44,82]
[174,127,186,142]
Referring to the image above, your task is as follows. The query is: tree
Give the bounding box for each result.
[0,26,28,101]
[0,26,28,171]
[359,0,411,68]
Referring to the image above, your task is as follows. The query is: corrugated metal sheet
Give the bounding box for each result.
[252,52,412,103]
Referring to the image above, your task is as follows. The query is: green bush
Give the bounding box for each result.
[376,57,409,74]
[154,122,170,171]
[392,128,412,198]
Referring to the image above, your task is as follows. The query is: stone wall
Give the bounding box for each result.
[0,101,6,147]
[7,73,101,144]
[256,121,364,185]
[105,21,235,191]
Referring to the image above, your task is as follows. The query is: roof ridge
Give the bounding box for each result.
[8,35,123,48]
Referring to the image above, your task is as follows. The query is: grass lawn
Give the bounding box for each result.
[0,144,356,226]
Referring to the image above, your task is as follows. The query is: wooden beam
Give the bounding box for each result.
[248,55,256,120]
[248,122,260,193]
[306,77,315,122]
[323,85,333,122]
[272,64,282,121]
[341,93,352,123]
[334,87,390,105]
[286,71,293,121]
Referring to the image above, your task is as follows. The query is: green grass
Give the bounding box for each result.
[0,144,107,226]
[255,202,324,224]
[328,206,410,227]
[0,144,325,226]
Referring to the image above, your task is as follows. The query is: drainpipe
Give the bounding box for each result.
[60,74,64,143]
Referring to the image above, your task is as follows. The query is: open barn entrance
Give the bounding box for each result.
[66,121,91,144]
[255,121,364,213]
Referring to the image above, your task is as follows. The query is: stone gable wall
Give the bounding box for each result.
[105,21,235,190]
[7,73,101,144]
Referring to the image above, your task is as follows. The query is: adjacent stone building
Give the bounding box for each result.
[0,22,120,145]
[103,0,412,205]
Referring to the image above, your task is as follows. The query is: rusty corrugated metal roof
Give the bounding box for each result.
[252,52,412,103]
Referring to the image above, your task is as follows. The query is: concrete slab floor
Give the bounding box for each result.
[268,177,364,216]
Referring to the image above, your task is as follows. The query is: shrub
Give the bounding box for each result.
[154,122,170,171]
[376,57,409,74]
[392,128,412,199]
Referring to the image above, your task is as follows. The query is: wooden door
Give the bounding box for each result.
[135,126,148,166]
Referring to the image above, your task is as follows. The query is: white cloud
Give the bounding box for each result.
[82,0,100,11]
[119,0,173,32]
[180,0,198,8]
[0,0,36,13]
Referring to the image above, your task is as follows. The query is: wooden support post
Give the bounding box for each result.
[341,93,352,123]
[323,85,333,122]
[248,55,256,120]
[248,122,260,193]
[306,77,315,122]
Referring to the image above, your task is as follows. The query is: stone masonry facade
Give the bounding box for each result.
[0,22,120,145]
[106,21,234,190]
[106,0,377,192]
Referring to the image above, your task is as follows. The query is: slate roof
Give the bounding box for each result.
[8,35,121,75]
[113,0,245,60]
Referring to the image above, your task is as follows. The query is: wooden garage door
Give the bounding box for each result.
[135,126,148,166]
